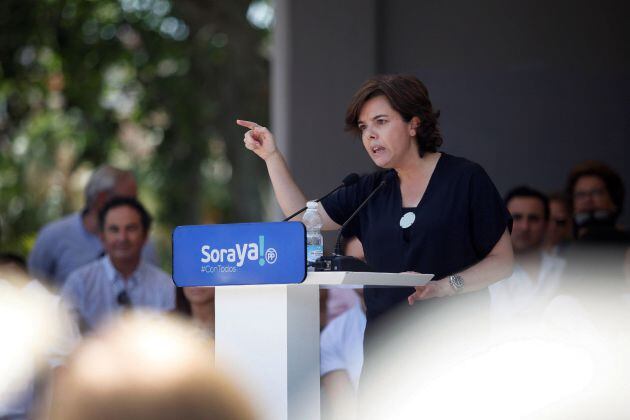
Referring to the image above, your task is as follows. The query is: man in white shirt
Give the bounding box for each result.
[320,237,367,420]
[490,186,565,327]
[61,197,174,333]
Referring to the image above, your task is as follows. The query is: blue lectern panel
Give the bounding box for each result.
[172,222,306,286]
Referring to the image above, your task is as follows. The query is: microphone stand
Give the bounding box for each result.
[282,187,340,222]
[313,179,387,272]
[282,173,359,222]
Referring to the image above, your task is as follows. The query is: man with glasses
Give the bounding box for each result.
[61,197,174,333]
[561,161,629,298]
[489,186,565,327]
[566,161,628,242]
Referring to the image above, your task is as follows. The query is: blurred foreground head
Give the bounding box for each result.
[1,263,70,410]
[0,253,28,280]
[48,313,256,420]
[84,164,137,213]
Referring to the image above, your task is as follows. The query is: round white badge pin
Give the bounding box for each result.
[399,211,416,229]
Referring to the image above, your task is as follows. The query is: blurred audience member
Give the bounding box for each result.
[320,292,365,420]
[1,253,80,360]
[0,253,28,281]
[28,164,158,289]
[47,313,256,420]
[566,160,628,242]
[489,187,564,327]
[61,197,174,334]
[544,192,573,256]
[542,164,630,413]
[531,163,630,417]
[175,287,215,338]
[320,237,366,420]
[326,290,360,326]
[563,161,629,299]
[325,236,363,325]
[0,254,33,420]
[1,254,79,420]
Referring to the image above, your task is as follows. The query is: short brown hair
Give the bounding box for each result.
[345,74,443,157]
[98,196,152,233]
[566,160,624,215]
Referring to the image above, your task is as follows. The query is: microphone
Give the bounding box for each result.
[282,173,360,221]
[314,177,388,272]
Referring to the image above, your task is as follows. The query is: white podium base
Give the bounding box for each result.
[214,272,432,420]
[215,284,320,420]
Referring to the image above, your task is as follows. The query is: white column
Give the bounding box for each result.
[214,273,430,420]
[215,284,320,420]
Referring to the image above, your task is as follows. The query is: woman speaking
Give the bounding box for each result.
[237,74,513,385]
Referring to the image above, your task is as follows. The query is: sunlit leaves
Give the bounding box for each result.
[0,0,270,260]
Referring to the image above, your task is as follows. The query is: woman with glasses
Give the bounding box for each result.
[560,161,630,300]
[566,160,627,241]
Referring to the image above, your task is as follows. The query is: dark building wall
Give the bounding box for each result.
[272,0,378,225]
[378,0,630,222]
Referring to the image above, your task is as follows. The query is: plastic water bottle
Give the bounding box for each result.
[302,201,323,271]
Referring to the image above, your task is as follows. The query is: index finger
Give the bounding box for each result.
[236,119,259,130]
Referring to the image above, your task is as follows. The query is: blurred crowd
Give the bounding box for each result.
[1,159,629,419]
[1,164,221,420]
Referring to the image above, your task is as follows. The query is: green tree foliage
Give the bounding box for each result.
[0,0,270,261]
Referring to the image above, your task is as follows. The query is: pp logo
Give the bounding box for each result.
[265,248,278,264]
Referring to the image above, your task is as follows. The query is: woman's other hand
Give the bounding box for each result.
[407,277,452,305]
[236,119,277,161]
